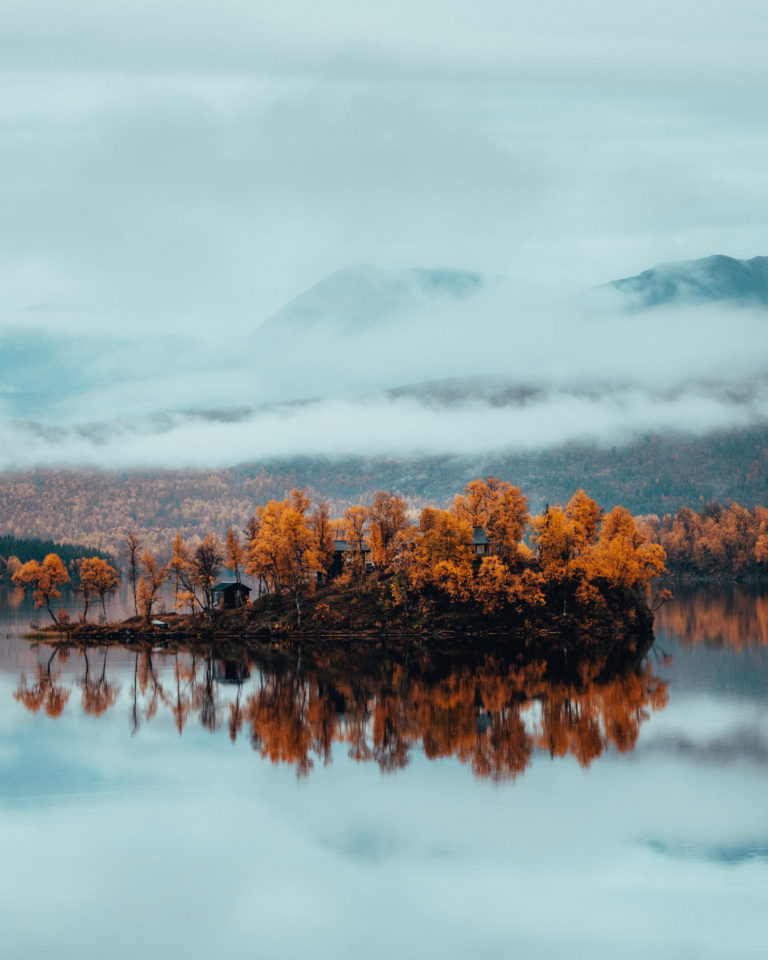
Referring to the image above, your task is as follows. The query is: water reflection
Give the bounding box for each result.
[14,649,71,717]
[655,584,768,649]
[13,643,668,781]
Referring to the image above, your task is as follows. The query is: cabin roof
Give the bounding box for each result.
[472,526,490,545]
[212,581,252,594]
[334,539,371,553]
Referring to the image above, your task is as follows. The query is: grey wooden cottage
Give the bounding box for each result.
[212,581,252,609]
[472,526,491,556]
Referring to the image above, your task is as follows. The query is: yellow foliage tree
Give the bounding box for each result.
[245,489,320,621]
[407,509,474,601]
[588,506,667,591]
[136,551,169,623]
[451,477,530,559]
[368,491,409,567]
[12,553,70,625]
[77,556,120,620]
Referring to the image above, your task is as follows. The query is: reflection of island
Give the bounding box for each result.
[655,586,768,650]
[13,642,667,782]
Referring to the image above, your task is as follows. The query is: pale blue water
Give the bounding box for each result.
[0,584,766,960]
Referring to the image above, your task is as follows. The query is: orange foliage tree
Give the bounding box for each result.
[405,507,474,601]
[451,477,530,560]
[12,553,70,625]
[368,491,409,567]
[77,556,120,620]
[136,551,169,623]
[245,489,321,622]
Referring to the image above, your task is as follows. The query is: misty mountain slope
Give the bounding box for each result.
[258,265,488,335]
[609,255,768,309]
[3,252,767,443]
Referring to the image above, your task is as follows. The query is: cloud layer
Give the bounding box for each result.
[2,1,768,467]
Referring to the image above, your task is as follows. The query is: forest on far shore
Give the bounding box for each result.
[0,425,766,556]
[0,535,113,583]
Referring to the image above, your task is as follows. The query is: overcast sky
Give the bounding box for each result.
[2,1,768,465]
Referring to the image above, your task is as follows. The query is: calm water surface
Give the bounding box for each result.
[1,584,766,959]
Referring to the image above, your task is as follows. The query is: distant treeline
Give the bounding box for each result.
[638,503,768,577]
[0,535,114,582]
[0,424,766,555]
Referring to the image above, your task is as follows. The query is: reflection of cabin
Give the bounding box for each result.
[212,582,252,609]
[472,526,491,556]
[329,539,373,578]
[213,660,251,684]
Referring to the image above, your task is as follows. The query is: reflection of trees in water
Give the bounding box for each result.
[239,657,667,782]
[11,645,667,782]
[192,655,220,733]
[656,588,768,649]
[171,653,194,735]
[80,649,120,716]
[14,649,71,717]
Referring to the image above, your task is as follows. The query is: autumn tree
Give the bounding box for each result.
[125,532,141,616]
[75,558,94,620]
[406,508,474,601]
[12,553,70,625]
[308,502,335,578]
[136,551,169,624]
[342,505,370,585]
[756,513,768,569]
[565,489,602,552]
[589,506,667,591]
[225,526,244,585]
[531,506,578,583]
[193,533,223,615]
[451,477,530,559]
[386,525,419,610]
[170,532,197,615]
[77,557,120,620]
[245,490,321,621]
[368,491,409,568]
[245,500,285,597]
[280,492,320,624]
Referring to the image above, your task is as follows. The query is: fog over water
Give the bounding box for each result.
[2,0,768,467]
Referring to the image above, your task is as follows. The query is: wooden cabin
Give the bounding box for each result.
[472,526,491,556]
[212,581,252,609]
[329,539,373,578]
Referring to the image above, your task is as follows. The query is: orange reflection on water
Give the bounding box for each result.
[13,646,666,782]
[14,650,71,718]
[656,587,768,650]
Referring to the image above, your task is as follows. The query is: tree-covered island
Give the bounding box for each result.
[12,478,670,678]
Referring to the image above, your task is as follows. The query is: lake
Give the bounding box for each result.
[1,583,766,959]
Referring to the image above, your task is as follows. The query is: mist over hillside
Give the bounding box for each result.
[608,255,768,310]
[259,265,488,335]
[1,254,767,522]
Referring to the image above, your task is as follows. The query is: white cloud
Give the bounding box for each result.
[1,1,768,467]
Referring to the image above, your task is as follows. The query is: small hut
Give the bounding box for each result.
[472,526,491,556]
[212,582,252,609]
[213,660,251,684]
[329,539,373,578]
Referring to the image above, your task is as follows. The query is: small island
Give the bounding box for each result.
[14,479,669,683]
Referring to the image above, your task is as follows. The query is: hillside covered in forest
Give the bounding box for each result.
[1,425,766,555]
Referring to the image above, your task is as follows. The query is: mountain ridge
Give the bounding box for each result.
[258,264,488,334]
[608,254,768,309]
